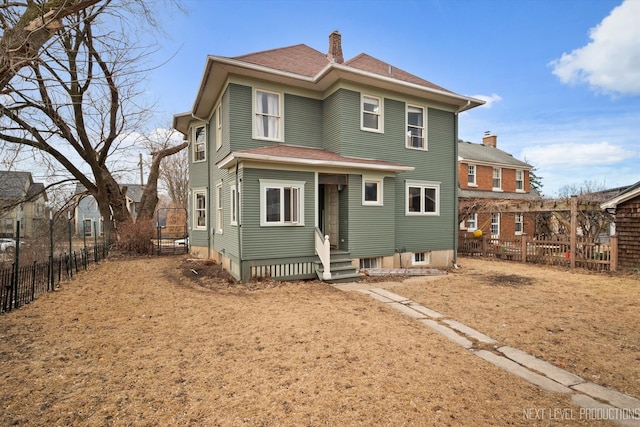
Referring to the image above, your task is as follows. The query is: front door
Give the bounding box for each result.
[318,174,347,249]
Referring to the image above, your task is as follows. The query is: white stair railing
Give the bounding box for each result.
[314,228,331,280]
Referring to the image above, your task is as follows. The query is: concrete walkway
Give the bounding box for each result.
[333,282,640,427]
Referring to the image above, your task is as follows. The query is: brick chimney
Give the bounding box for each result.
[482,131,497,148]
[327,30,343,64]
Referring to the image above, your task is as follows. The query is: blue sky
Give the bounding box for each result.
[148,0,640,197]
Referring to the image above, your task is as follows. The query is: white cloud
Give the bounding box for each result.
[470,93,502,108]
[549,0,640,96]
[521,141,635,167]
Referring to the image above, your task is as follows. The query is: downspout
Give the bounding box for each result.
[235,158,243,282]
[452,101,470,268]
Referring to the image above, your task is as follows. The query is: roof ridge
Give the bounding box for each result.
[233,43,327,61]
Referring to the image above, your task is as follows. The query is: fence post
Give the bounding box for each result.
[31,260,37,302]
[481,236,487,257]
[49,211,54,291]
[570,195,577,270]
[521,234,528,263]
[68,212,73,278]
[610,235,618,272]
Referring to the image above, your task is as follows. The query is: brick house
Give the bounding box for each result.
[458,133,539,238]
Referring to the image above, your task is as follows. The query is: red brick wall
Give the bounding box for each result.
[459,162,530,193]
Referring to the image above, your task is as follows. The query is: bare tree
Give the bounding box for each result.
[0,0,103,92]
[554,180,612,241]
[0,0,186,237]
[145,128,188,211]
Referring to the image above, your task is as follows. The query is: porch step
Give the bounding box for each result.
[315,250,362,283]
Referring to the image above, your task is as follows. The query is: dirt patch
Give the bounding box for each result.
[0,255,634,426]
[485,274,535,287]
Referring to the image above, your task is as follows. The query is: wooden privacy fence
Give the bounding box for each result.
[458,234,618,272]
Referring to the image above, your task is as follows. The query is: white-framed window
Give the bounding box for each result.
[406,105,425,149]
[467,213,478,231]
[230,185,238,226]
[259,179,305,226]
[193,125,206,162]
[254,89,282,141]
[515,213,524,235]
[215,104,222,151]
[363,178,383,206]
[361,94,382,132]
[491,212,500,238]
[4,218,12,232]
[492,167,502,191]
[215,183,223,233]
[193,189,207,230]
[467,164,477,186]
[359,257,379,269]
[83,218,93,237]
[406,181,440,216]
[413,252,430,265]
[516,170,524,192]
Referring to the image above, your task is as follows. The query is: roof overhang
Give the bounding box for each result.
[600,181,640,210]
[217,149,414,173]
[174,55,486,132]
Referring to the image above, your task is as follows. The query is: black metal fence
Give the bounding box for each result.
[0,242,109,314]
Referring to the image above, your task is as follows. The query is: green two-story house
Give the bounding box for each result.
[173,31,484,282]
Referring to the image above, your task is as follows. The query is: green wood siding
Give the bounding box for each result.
[240,168,316,260]
[343,175,396,258]
[285,94,323,148]
[322,90,343,153]
[394,107,456,252]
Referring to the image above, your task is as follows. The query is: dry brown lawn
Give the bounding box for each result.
[0,255,637,426]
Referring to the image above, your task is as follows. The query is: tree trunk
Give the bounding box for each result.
[137,141,188,220]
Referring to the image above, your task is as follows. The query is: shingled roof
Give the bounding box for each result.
[458,141,532,169]
[0,171,47,203]
[174,31,485,133]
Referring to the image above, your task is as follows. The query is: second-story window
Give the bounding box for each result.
[406,105,425,149]
[516,170,524,191]
[193,126,206,162]
[468,164,476,186]
[492,167,502,191]
[254,89,281,140]
[215,104,222,151]
[362,94,382,132]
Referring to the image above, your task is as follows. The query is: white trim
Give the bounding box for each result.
[406,104,427,150]
[492,167,502,191]
[467,164,477,186]
[515,169,525,193]
[192,188,207,231]
[193,125,206,163]
[362,177,383,206]
[405,180,440,216]
[361,94,383,133]
[412,251,430,266]
[259,179,305,227]
[253,88,283,142]
[491,212,500,238]
[515,212,524,235]
[216,150,414,172]
[215,104,222,151]
[215,182,223,234]
[230,184,238,226]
